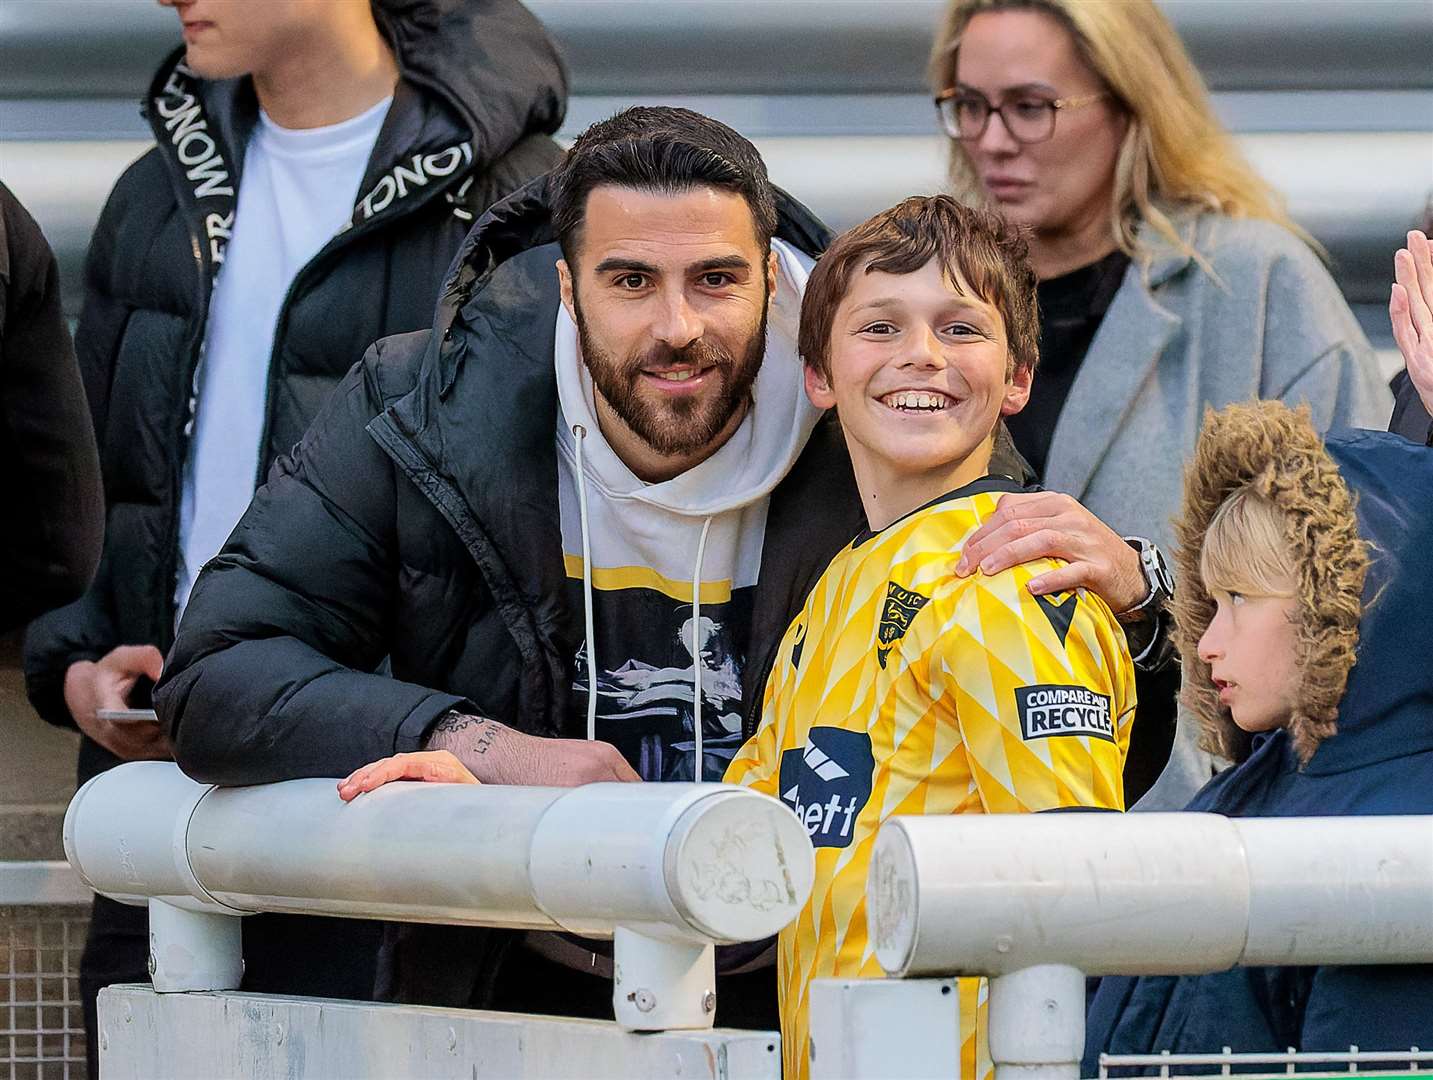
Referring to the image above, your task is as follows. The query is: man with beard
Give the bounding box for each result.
[156,107,1157,1022]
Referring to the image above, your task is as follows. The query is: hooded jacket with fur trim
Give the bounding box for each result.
[24,0,567,785]
[1085,402,1433,1063]
[1173,402,1369,767]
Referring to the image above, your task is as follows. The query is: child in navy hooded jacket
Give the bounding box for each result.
[1085,400,1433,1066]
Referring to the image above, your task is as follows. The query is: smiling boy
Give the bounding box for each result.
[723,195,1136,1080]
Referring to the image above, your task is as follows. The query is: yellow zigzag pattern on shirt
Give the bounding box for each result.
[726,487,1136,1080]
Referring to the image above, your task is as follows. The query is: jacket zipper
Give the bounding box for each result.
[153,168,216,649]
[367,411,560,736]
[742,642,780,742]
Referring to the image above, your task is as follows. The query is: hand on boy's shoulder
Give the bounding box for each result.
[954,491,1147,614]
[948,556,1122,651]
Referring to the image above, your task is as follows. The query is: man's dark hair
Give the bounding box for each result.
[550,106,778,265]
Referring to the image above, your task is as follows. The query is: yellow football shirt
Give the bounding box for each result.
[725,478,1136,1080]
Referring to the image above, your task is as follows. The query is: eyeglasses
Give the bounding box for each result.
[934,87,1108,145]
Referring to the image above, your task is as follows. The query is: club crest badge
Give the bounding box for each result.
[876,581,930,669]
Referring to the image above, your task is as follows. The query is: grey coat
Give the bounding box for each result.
[1041,211,1393,810]
[1044,211,1391,554]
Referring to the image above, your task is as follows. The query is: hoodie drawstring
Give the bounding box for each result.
[573,422,716,782]
[573,425,599,743]
[690,516,713,782]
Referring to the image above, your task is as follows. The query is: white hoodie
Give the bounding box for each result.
[554,238,820,781]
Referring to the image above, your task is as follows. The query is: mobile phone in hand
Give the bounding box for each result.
[96,708,159,724]
[98,675,158,723]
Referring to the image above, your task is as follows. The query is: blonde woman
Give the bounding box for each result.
[930,0,1389,523]
[935,0,1392,809]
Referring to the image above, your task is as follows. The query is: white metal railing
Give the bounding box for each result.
[1097,1047,1433,1077]
[817,812,1433,1080]
[63,768,1433,1078]
[64,761,812,1034]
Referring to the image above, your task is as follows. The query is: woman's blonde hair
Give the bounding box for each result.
[928,0,1313,262]
[1200,486,1295,600]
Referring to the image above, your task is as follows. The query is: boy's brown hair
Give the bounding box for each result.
[798,194,1039,383]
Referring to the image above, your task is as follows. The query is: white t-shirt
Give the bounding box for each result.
[175,95,391,619]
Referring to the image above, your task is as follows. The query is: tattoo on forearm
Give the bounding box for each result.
[432,711,500,754]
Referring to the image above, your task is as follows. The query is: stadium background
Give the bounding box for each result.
[1,2,1430,1075]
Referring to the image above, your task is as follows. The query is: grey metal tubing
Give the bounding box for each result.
[2,1,1430,99]
[869,813,1433,979]
[6,129,1426,319]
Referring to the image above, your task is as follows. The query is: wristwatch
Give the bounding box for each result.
[1118,537,1176,671]
[1118,536,1174,620]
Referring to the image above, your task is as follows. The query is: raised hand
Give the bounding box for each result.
[1391,229,1433,416]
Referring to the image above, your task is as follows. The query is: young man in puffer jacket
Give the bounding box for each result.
[23,0,566,1066]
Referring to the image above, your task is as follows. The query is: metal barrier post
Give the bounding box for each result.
[611,927,713,1030]
[986,963,1084,1080]
[145,899,242,993]
[807,977,961,1080]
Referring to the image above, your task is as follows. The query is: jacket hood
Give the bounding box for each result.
[1174,401,1433,775]
[1172,401,1366,766]
[1306,427,1433,774]
[372,0,566,158]
[144,0,565,263]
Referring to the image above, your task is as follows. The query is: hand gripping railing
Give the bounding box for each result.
[64,761,814,1032]
[861,813,1433,1080]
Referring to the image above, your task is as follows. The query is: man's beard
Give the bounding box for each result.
[576,304,768,458]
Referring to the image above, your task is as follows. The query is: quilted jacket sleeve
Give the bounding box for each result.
[21,160,143,727]
[156,336,468,784]
[0,184,104,634]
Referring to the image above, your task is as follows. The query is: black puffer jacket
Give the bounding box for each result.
[1,182,103,632]
[25,0,567,782]
[154,177,861,786]
[151,177,855,1010]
